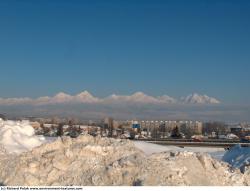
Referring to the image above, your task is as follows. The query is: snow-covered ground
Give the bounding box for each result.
[0,119,250,186]
[0,118,47,154]
[1,117,249,175]
[0,117,226,159]
[222,144,250,172]
[133,141,225,160]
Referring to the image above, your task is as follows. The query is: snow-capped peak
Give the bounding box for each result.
[76,91,92,97]
[51,92,73,103]
[108,94,126,100]
[131,92,146,97]
[54,92,72,99]
[129,92,160,103]
[181,93,220,104]
[158,95,177,103]
[75,91,99,103]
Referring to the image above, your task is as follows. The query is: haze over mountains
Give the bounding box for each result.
[0,91,249,122]
[0,91,220,105]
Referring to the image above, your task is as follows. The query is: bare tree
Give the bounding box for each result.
[171,126,181,138]
[57,123,64,137]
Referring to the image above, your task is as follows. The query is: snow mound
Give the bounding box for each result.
[0,135,249,186]
[222,145,250,173]
[0,119,46,154]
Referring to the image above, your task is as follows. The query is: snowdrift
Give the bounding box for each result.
[222,144,250,173]
[0,118,46,154]
[0,135,249,186]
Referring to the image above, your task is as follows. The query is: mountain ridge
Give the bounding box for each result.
[0,91,221,105]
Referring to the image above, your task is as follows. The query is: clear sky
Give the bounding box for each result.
[0,0,250,104]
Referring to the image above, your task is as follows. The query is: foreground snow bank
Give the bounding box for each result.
[222,145,250,173]
[0,119,46,154]
[0,135,249,186]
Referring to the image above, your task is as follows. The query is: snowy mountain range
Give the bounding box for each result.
[0,91,220,105]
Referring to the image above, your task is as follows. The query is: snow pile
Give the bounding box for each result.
[222,145,250,173]
[0,135,249,186]
[0,119,46,154]
[226,133,239,139]
[0,135,144,186]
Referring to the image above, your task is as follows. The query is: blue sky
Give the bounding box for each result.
[0,0,250,104]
